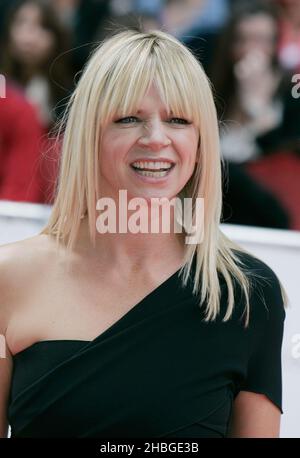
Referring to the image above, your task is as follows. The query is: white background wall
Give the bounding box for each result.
[1,201,299,438]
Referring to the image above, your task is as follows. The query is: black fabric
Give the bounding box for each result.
[8,252,285,438]
[222,162,290,229]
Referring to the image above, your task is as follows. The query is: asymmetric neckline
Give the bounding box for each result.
[12,264,185,360]
[8,251,285,438]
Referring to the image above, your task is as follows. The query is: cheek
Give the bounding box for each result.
[179,135,198,163]
[99,135,129,173]
[10,27,24,49]
[103,133,135,159]
[36,31,55,57]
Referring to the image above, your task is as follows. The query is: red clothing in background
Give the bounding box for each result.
[247,151,300,230]
[0,83,45,203]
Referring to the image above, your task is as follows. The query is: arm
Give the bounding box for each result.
[0,248,14,437]
[227,391,281,438]
[0,337,12,438]
[228,255,286,438]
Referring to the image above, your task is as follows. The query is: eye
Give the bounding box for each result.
[169,118,190,125]
[115,116,139,124]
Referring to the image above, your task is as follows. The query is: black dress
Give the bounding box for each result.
[8,252,286,438]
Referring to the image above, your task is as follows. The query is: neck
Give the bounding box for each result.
[75,207,186,274]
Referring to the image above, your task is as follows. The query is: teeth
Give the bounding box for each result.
[131,161,173,170]
[135,170,170,177]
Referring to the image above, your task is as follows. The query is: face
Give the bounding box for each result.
[232,14,277,63]
[9,3,55,67]
[98,83,199,203]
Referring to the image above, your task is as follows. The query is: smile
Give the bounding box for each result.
[130,160,175,178]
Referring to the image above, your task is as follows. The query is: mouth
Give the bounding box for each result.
[130,160,175,179]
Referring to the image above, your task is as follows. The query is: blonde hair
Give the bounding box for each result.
[41,29,283,326]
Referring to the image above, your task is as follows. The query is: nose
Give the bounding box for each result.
[18,25,36,46]
[137,119,171,150]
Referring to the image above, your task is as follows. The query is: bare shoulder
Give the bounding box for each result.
[0,236,55,438]
[0,233,55,274]
[0,233,57,264]
[0,234,57,321]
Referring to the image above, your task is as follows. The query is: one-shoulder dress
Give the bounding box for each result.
[8,252,286,437]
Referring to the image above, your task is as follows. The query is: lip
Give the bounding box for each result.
[129,162,176,184]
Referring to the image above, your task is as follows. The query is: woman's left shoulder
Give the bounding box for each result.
[234,249,279,280]
[235,250,286,321]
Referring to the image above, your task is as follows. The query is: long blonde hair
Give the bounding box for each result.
[41,29,281,326]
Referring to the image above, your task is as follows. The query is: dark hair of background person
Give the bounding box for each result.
[0,0,73,122]
[71,0,110,74]
[0,0,12,44]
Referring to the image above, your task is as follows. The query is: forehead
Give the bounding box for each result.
[135,84,172,113]
[14,3,42,22]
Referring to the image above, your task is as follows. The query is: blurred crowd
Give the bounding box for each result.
[0,0,300,230]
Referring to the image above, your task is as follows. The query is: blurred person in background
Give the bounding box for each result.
[210,0,299,230]
[0,83,45,202]
[0,1,73,204]
[211,0,288,163]
[0,0,73,130]
[211,0,300,159]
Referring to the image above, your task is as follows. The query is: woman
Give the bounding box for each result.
[210,0,290,163]
[0,0,72,129]
[0,29,286,438]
